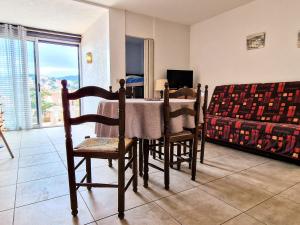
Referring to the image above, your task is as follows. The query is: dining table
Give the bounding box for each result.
[95,98,196,139]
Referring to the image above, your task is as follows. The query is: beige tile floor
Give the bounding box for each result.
[0,125,299,225]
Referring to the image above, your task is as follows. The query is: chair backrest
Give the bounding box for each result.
[61,79,126,153]
[109,85,134,98]
[163,83,201,136]
[169,87,196,99]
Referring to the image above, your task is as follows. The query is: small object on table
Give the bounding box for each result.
[144,98,161,101]
[155,79,168,99]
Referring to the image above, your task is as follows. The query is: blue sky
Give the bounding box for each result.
[38,42,79,77]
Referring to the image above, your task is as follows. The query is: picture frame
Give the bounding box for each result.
[247,32,266,50]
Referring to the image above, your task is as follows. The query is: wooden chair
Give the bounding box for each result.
[61,79,137,219]
[143,83,201,189]
[109,85,143,174]
[169,85,208,166]
[200,85,208,163]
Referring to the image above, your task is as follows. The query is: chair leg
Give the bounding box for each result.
[128,149,133,168]
[66,153,78,216]
[143,139,149,188]
[200,130,206,164]
[191,139,198,181]
[158,140,162,159]
[132,140,138,192]
[152,140,156,159]
[138,139,143,177]
[118,155,125,219]
[170,142,174,168]
[164,137,170,190]
[183,141,187,155]
[86,157,92,191]
[0,130,14,158]
[177,144,181,170]
[108,159,113,167]
[188,140,192,169]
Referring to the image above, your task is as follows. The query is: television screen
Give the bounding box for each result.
[167,70,193,89]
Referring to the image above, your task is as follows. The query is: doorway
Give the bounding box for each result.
[125,36,144,98]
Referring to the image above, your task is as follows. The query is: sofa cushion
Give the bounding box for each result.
[208,82,300,125]
[206,115,300,160]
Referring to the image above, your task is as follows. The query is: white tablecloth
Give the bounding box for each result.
[95,99,196,139]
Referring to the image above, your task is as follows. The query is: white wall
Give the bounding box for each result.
[154,18,190,80]
[81,10,110,114]
[109,8,126,91]
[125,11,190,96]
[190,0,300,98]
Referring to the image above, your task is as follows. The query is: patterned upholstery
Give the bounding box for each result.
[207,82,300,160]
[75,137,133,153]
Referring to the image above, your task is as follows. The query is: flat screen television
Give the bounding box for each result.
[167,70,193,89]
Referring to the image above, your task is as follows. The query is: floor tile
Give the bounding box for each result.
[203,143,237,159]
[175,160,233,185]
[16,174,69,207]
[223,213,264,225]
[0,158,18,171]
[0,149,19,160]
[18,161,66,183]
[18,152,61,168]
[199,174,273,211]
[278,183,300,204]
[19,145,56,156]
[14,195,94,225]
[156,188,240,225]
[247,196,300,225]
[239,160,300,194]
[206,152,269,173]
[0,169,18,187]
[0,209,14,225]
[0,185,16,211]
[96,202,180,225]
[139,170,195,201]
[81,187,151,220]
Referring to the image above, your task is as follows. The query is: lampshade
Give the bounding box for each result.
[155,79,168,91]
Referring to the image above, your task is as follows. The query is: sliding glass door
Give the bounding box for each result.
[27,40,80,127]
[37,42,80,126]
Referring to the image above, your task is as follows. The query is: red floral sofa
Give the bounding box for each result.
[206,82,300,162]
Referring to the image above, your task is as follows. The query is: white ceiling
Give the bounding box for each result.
[86,0,255,25]
[0,0,107,34]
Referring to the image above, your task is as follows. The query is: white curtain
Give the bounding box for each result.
[0,24,32,130]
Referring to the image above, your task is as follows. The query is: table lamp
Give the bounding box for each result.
[155,79,168,98]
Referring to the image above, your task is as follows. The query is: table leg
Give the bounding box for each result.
[138,139,143,177]
[143,139,149,188]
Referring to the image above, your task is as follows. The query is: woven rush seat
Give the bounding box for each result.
[170,130,193,142]
[75,137,133,153]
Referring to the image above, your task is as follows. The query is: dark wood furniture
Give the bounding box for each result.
[143,83,201,189]
[110,85,144,176]
[200,85,208,163]
[61,79,137,219]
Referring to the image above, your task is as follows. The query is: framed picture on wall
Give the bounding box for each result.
[247,32,266,50]
[298,32,300,48]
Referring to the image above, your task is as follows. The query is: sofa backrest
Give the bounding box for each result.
[207,81,300,124]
